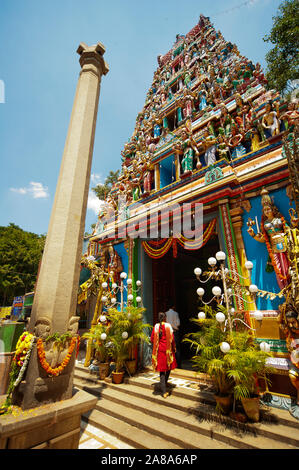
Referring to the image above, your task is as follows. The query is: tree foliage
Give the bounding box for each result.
[263,0,299,94]
[92,170,120,201]
[0,223,46,305]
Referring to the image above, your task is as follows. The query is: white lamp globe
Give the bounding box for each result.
[112,283,117,289]
[122,331,128,339]
[127,278,132,285]
[245,260,253,270]
[260,341,270,352]
[198,311,206,320]
[102,281,108,289]
[197,287,205,297]
[212,286,222,297]
[249,284,258,293]
[227,288,232,295]
[100,333,107,341]
[120,272,127,279]
[230,307,235,314]
[136,296,142,303]
[220,342,230,353]
[194,267,202,276]
[224,268,229,274]
[136,280,142,287]
[99,315,106,323]
[111,297,117,304]
[208,257,217,266]
[128,294,134,301]
[102,296,107,303]
[216,251,226,261]
[254,310,264,321]
[216,312,225,323]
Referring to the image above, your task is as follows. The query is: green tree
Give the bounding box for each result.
[0,223,46,305]
[263,0,299,94]
[92,170,120,201]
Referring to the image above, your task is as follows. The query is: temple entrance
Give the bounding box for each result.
[151,230,220,368]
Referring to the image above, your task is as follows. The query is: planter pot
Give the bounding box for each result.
[125,359,137,375]
[241,396,260,422]
[214,394,232,415]
[98,362,110,380]
[112,371,125,384]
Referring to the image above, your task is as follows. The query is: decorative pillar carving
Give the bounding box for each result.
[218,201,245,311]
[154,163,160,191]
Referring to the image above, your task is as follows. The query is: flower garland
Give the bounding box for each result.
[142,219,216,259]
[13,333,35,387]
[261,214,289,281]
[37,336,79,376]
[14,331,35,367]
[0,331,35,415]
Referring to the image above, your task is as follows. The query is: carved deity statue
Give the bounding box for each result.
[247,188,291,290]
[175,127,201,174]
[262,101,280,138]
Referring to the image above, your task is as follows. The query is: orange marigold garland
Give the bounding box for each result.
[37,336,79,376]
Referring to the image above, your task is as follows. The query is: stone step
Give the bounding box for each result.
[74,373,299,449]
[77,384,236,449]
[74,364,215,406]
[82,408,182,449]
[75,363,299,432]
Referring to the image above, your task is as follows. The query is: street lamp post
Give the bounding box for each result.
[101,272,143,310]
[194,250,264,338]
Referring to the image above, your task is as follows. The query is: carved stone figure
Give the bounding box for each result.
[247,188,291,290]
[262,101,280,138]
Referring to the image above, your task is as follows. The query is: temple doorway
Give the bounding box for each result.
[151,230,220,368]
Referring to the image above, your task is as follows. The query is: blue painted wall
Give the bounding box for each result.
[241,186,294,310]
[160,154,175,188]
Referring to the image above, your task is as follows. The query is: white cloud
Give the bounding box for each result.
[10,181,49,199]
[90,173,103,186]
[87,190,105,215]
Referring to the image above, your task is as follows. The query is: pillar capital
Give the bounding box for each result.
[77,42,109,77]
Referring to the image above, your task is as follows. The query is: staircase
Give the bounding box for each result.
[74,363,299,450]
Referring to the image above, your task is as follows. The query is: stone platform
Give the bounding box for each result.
[0,388,97,449]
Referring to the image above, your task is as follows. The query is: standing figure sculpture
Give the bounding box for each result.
[202,127,217,167]
[175,127,201,175]
[247,188,291,290]
[262,101,280,138]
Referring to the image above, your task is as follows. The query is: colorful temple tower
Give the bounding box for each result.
[81,15,299,408]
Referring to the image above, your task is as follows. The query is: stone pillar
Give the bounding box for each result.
[154,163,160,190]
[15,43,109,410]
[218,201,245,311]
[175,154,181,180]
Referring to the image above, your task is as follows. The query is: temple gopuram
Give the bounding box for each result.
[80,15,299,411]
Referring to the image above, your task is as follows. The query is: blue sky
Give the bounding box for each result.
[0,0,282,235]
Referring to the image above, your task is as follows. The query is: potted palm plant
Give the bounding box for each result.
[123,305,152,375]
[225,331,273,422]
[109,328,130,383]
[107,306,152,379]
[106,307,130,383]
[82,322,112,379]
[184,306,234,414]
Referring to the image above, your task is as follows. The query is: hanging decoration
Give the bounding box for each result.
[0,331,35,414]
[142,218,216,259]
